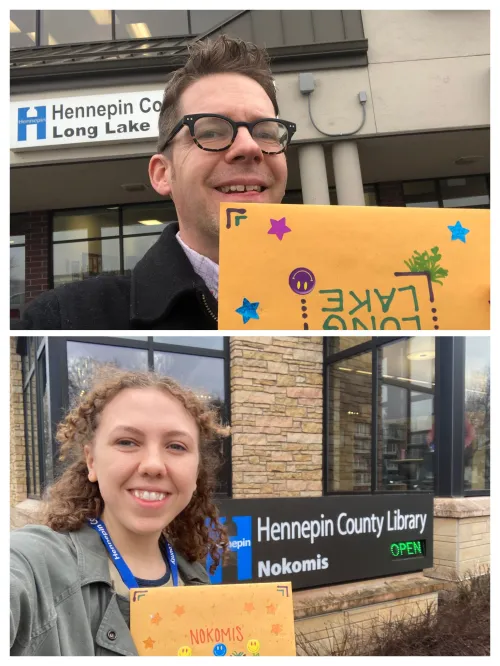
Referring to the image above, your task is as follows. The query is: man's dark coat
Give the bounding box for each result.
[13,224,218,330]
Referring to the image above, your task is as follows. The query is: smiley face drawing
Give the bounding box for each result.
[247,639,260,655]
[213,643,227,656]
[289,267,316,295]
[178,646,192,656]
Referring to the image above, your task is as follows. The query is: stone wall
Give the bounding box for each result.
[230,337,323,498]
[427,497,490,580]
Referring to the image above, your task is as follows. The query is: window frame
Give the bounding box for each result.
[11,10,239,49]
[49,201,177,290]
[396,173,490,209]
[20,337,51,498]
[46,336,232,497]
[323,336,489,498]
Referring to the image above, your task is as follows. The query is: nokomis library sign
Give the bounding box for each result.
[10,90,164,151]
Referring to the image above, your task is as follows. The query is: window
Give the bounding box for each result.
[378,338,435,492]
[114,11,189,39]
[401,175,490,209]
[464,338,490,491]
[189,10,239,34]
[21,338,50,498]
[326,337,371,355]
[440,176,490,209]
[40,10,112,46]
[67,340,149,406]
[10,234,25,319]
[325,351,372,492]
[52,203,176,287]
[10,10,36,48]
[325,337,435,494]
[20,337,231,496]
[403,180,439,208]
[64,337,230,495]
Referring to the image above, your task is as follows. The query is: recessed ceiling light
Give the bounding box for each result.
[407,351,435,361]
[138,219,163,226]
[121,183,147,192]
[454,156,482,165]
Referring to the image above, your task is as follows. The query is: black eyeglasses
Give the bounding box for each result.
[160,113,297,154]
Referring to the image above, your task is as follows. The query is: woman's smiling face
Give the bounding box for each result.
[85,387,200,539]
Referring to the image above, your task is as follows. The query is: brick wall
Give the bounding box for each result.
[11,212,50,305]
[10,338,27,506]
[230,337,323,498]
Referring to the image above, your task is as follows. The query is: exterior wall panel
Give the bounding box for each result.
[363,10,489,63]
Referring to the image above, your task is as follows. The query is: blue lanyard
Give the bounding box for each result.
[88,518,179,588]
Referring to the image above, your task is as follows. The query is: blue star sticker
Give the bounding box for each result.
[448,220,470,243]
[236,298,260,324]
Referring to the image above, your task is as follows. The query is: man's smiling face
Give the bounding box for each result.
[149,72,288,261]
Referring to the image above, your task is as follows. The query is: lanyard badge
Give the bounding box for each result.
[88,518,179,589]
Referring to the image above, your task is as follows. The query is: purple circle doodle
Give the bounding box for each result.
[289,267,316,295]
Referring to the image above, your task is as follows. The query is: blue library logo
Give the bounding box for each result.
[207,515,252,583]
[18,106,47,141]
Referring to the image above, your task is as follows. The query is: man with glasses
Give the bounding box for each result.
[15,35,295,330]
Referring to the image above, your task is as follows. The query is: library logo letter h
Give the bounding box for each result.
[18,106,47,141]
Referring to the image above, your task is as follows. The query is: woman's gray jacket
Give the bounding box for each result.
[10,523,209,656]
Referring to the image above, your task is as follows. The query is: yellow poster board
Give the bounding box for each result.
[218,204,490,331]
[130,582,296,656]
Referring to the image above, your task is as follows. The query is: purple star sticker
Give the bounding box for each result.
[268,217,291,241]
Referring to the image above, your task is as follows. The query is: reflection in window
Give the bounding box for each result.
[53,209,119,242]
[10,10,36,48]
[327,352,372,492]
[403,180,439,208]
[464,338,490,491]
[123,204,176,236]
[326,337,371,355]
[123,235,159,274]
[153,337,224,350]
[378,338,435,492]
[40,10,112,46]
[67,341,148,406]
[190,10,239,34]
[53,239,120,288]
[115,11,189,39]
[440,176,490,209]
[154,351,225,411]
[22,339,50,497]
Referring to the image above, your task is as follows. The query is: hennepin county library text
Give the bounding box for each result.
[257,510,428,544]
[50,97,161,140]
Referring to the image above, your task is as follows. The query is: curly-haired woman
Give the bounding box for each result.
[10,369,229,656]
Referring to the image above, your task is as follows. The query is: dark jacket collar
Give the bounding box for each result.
[129,222,214,325]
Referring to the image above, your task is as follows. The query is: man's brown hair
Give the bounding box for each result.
[157,34,279,153]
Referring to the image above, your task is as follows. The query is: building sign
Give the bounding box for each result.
[10,90,164,151]
[219,202,490,331]
[208,494,433,591]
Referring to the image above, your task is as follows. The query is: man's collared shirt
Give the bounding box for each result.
[176,232,219,300]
